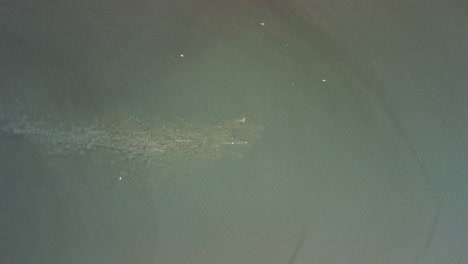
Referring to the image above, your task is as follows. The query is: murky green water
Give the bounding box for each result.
[1,1,466,264]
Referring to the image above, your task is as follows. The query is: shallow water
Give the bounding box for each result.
[1,1,466,264]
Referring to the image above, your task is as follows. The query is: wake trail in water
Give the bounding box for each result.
[0,106,262,164]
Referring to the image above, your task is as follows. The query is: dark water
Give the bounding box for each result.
[1,1,466,263]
